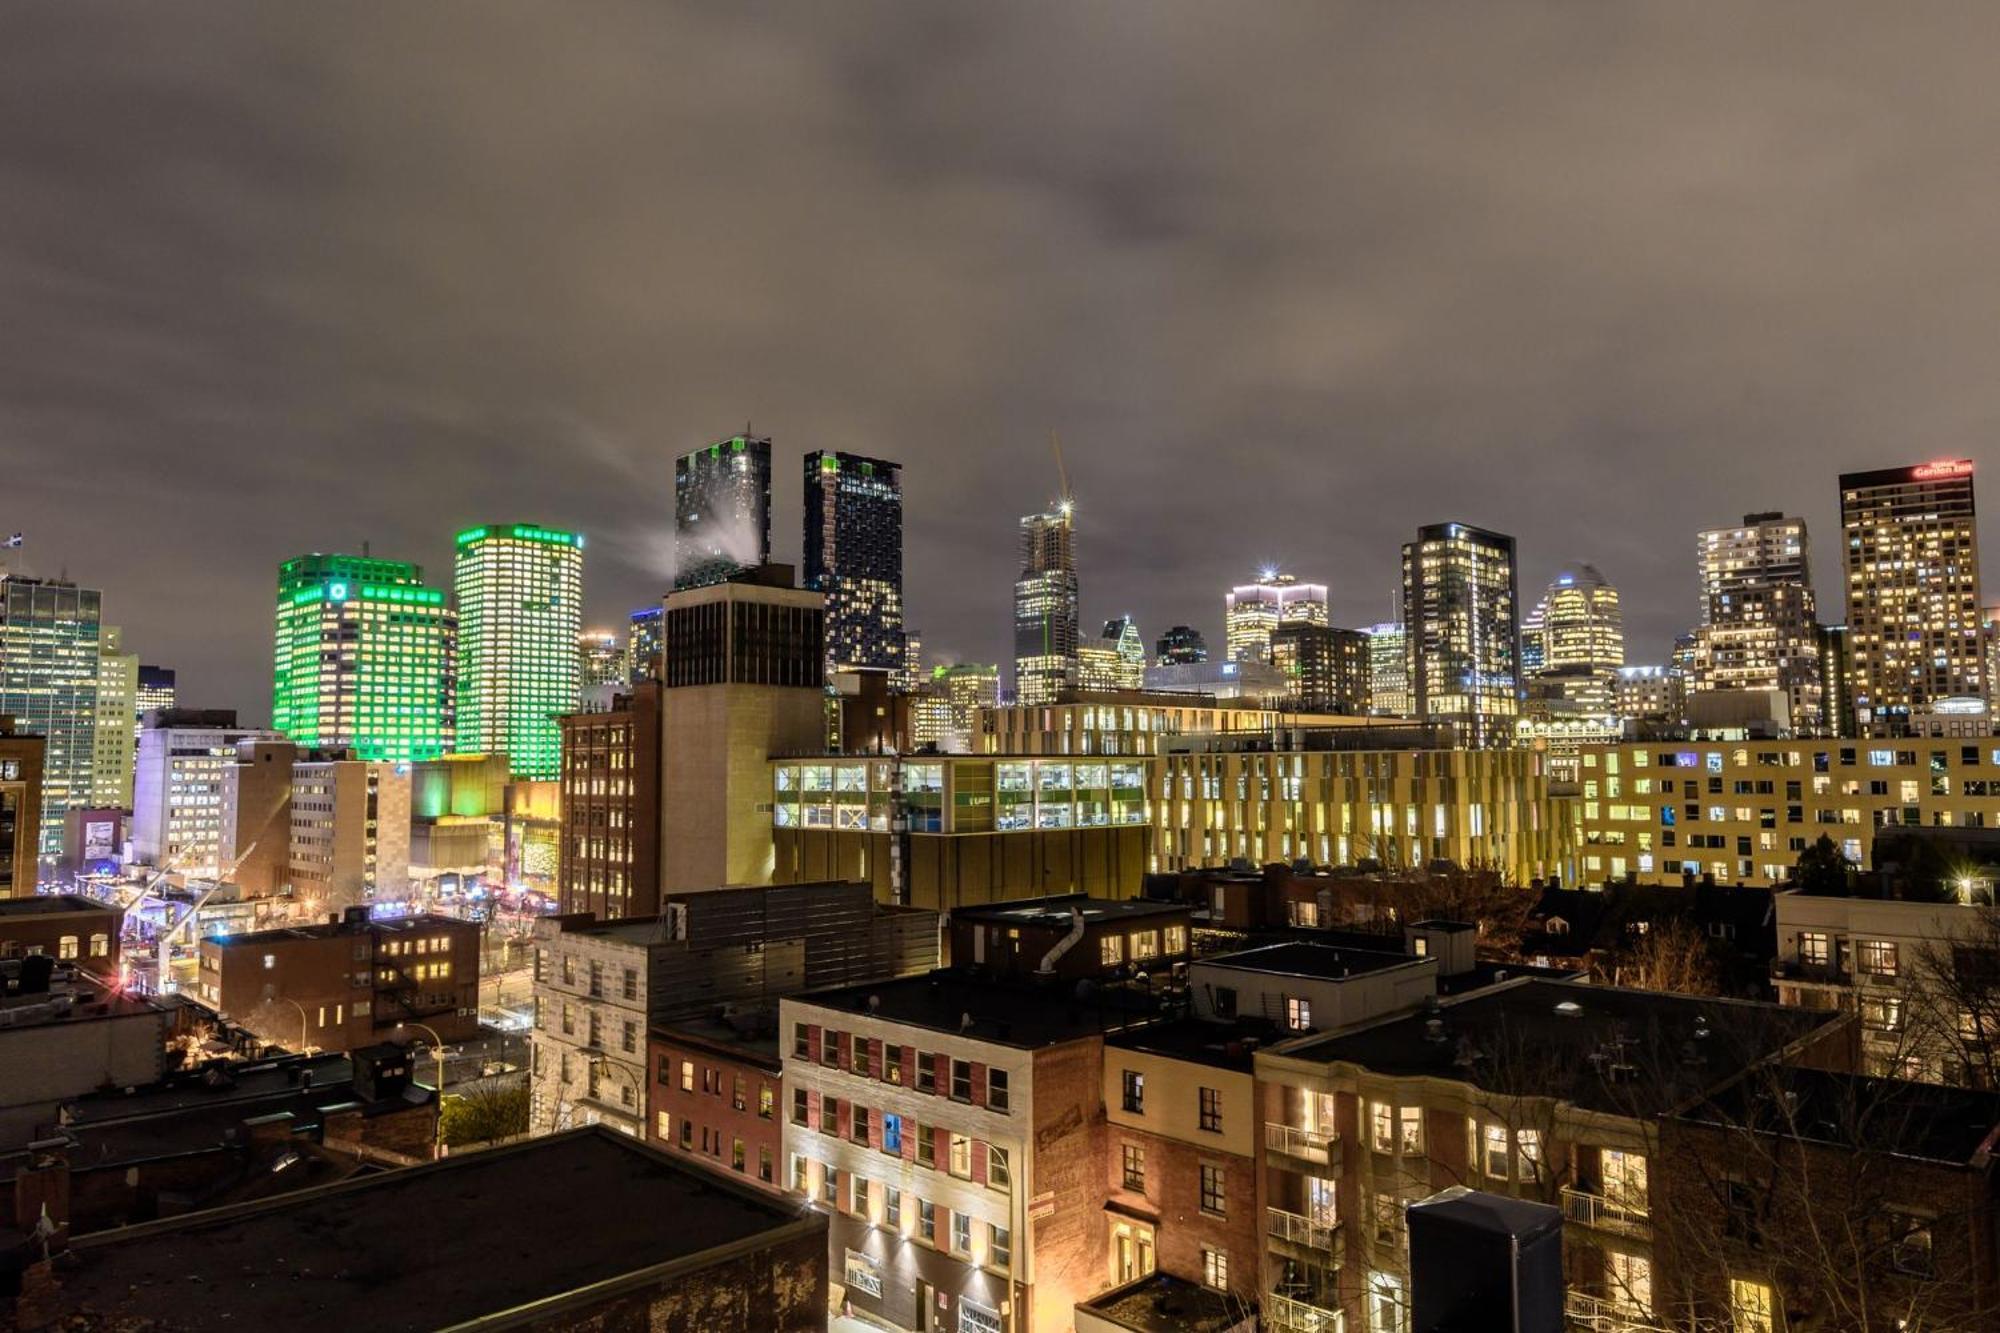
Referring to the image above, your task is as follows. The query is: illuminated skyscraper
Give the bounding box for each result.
[1690,513,1821,730]
[1401,522,1521,747]
[1271,623,1372,713]
[273,553,455,763]
[1224,570,1329,663]
[579,631,629,695]
[803,451,906,678]
[453,524,584,779]
[1078,616,1146,692]
[0,575,102,857]
[628,606,662,684]
[1840,461,1984,732]
[674,433,772,591]
[1154,625,1208,666]
[1365,622,1410,716]
[135,664,175,737]
[1521,564,1625,718]
[92,626,137,808]
[1013,504,1079,705]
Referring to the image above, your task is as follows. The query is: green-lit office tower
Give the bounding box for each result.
[453,524,583,779]
[674,434,772,591]
[0,575,103,857]
[274,554,456,763]
[803,451,906,678]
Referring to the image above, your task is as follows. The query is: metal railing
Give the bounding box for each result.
[1265,1120,1339,1165]
[1266,1292,1345,1333]
[1267,1206,1341,1254]
[1565,1289,1666,1332]
[1560,1187,1651,1238]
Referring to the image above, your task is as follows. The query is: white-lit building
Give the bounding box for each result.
[1225,571,1328,664]
[133,712,281,877]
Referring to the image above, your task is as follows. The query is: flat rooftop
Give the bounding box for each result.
[953,894,1188,927]
[1106,1016,1283,1073]
[46,1128,823,1333]
[214,913,471,948]
[1198,940,1422,981]
[0,893,120,918]
[1279,979,1834,1118]
[1687,1067,2000,1164]
[1077,1271,1248,1333]
[797,971,1164,1048]
[59,1053,357,1128]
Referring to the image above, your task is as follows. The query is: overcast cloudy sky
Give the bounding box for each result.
[5,3,1998,712]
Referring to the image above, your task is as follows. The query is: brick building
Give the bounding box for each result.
[949,895,1192,984]
[0,895,121,980]
[557,680,662,920]
[782,973,1154,1333]
[647,1015,784,1192]
[0,717,43,901]
[194,909,480,1053]
[12,1128,828,1333]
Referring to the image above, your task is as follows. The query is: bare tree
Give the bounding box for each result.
[1610,916,1722,997]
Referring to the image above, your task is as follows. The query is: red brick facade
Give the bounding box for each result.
[646,1028,784,1191]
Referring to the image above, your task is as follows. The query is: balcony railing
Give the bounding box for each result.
[1565,1289,1666,1332]
[1266,1292,1345,1333]
[1266,1121,1339,1166]
[1267,1206,1342,1255]
[1560,1187,1651,1238]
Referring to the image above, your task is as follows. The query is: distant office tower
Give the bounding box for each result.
[935,663,1001,731]
[135,663,175,739]
[92,626,138,809]
[1013,505,1080,705]
[902,629,923,693]
[1078,617,1146,692]
[1690,512,1822,730]
[579,631,628,695]
[1155,625,1208,666]
[1401,523,1522,747]
[1817,623,1856,738]
[453,524,584,780]
[273,554,455,763]
[629,606,663,684]
[0,575,103,857]
[1365,623,1410,717]
[1841,461,1984,732]
[134,709,281,876]
[803,451,906,681]
[674,433,772,591]
[1525,565,1624,674]
[1225,571,1329,663]
[1614,665,1682,724]
[1271,623,1372,714]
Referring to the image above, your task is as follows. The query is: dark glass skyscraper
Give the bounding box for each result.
[803,451,906,676]
[673,433,772,591]
[1013,504,1079,705]
[1401,521,1521,747]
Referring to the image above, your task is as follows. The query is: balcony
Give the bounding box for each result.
[1560,1187,1651,1240]
[1267,1206,1342,1260]
[1266,1291,1345,1333]
[1265,1121,1340,1170]
[1769,957,1848,986]
[1565,1290,1665,1332]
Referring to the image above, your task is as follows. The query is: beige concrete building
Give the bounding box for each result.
[973,696,1380,759]
[660,566,826,892]
[1577,738,2000,886]
[288,757,411,912]
[91,626,137,809]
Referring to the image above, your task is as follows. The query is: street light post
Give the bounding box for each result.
[276,996,309,1054]
[398,1020,449,1156]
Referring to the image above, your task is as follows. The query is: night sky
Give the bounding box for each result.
[6,3,1998,715]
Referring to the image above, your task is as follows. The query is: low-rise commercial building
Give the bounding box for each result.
[647,1014,784,1192]
[194,909,480,1053]
[0,894,121,980]
[0,971,172,1146]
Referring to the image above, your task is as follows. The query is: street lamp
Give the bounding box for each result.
[275,996,310,1054]
[398,1020,449,1155]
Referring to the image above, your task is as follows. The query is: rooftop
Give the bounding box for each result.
[1106,1016,1283,1073]
[42,1128,823,1333]
[793,970,1165,1048]
[1685,1067,2000,1165]
[213,912,474,948]
[952,894,1189,927]
[1077,1271,1250,1333]
[0,894,120,919]
[652,1013,783,1072]
[1198,940,1424,981]
[1276,979,1834,1118]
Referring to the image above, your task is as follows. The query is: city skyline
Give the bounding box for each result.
[9,8,2000,717]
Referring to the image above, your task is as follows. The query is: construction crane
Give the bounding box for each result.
[1049,430,1073,517]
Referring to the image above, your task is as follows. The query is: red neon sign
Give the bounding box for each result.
[1913,460,1974,479]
